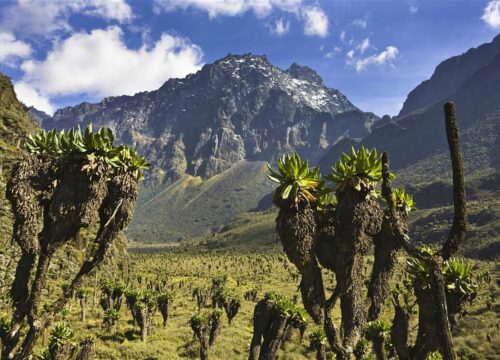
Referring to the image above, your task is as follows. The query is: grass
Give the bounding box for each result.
[1,249,497,360]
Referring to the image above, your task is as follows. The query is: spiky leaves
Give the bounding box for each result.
[443,258,477,296]
[382,188,415,215]
[327,146,393,194]
[3,124,145,359]
[26,125,150,179]
[267,153,322,207]
[48,322,76,359]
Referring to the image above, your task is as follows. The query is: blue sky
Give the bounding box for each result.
[0,0,499,117]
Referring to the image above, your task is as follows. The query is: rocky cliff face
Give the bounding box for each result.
[27,106,51,126]
[398,34,500,117]
[323,34,500,175]
[44,53,378,185]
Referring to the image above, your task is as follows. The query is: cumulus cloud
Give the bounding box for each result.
[271,18,290,35]
[0,32,32,66]
[14,81,55,115]
[302,6,329,37]
[0,0,133,37]
[482,1,500,28]
[409,4,418,14]
[15,26,203,115]
[350,46,399,72]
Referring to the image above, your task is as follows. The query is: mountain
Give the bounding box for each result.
[43,53,378,185]
[319,34,500,257]
[0,73,38,246]
[41,53,378,242]
[398,33,500,117]
[27,106,51,126]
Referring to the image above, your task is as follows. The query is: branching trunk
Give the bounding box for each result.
[334,188,382,353]
[368,215,405,321]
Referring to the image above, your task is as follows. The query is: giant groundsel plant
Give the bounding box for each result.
[1,124,148,360]
[262,102,471,360]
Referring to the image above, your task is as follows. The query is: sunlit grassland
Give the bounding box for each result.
[13,251,498,360]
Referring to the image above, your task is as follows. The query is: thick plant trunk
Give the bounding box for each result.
[390,295,411,360]
[80,298,87,321]
[259,313,289,360]
[76,338,95,360]
[368,215,404,321]
[372,336,387,360]
[276,202,325,323]
[159,301,171,327]
[412,287,441,359]
[334,188,383,353]
[249,300,273,360]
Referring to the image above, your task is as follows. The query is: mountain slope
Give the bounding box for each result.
[127,160,275,242]
[318,35,500,257]
[42,53,379,242]
[44,53,378,185]
[0,73,38,246]
[399,33,500,117]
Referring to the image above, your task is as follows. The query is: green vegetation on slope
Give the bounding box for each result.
[127,160,275,243]
[0,73,38,246]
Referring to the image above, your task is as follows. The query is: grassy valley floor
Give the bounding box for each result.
[3,251,496,360]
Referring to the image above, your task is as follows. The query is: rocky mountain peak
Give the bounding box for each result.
[286,63,324,85]
[43,54,377,185]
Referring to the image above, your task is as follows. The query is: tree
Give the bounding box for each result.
[249,292,307,360]
[1,125,148,359]
[190,310,223,360]
[157,292,174,327]
[263,102,469,360]
[76,288,91,322]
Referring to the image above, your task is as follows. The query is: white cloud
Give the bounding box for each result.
[409,4,418,14]
[16,26,203,114]
[351,46,399,72]
[352,18,367,29]
[302,6,329,37]
[357,38,371,54]
[0,0,133,37]
[325,46,341,58]
[340,30,346,42]
[154,0,302,18]
[0,32,32,66]
[482,1,500,28]
[155,0,328,37]
[14,81,55,115]
[346,49,355,59]
[271,18,290,35]
[83,0,133,22]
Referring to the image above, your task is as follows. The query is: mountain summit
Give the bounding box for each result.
[44,53,378,185]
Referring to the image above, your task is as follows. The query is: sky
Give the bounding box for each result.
[0,0,499,117]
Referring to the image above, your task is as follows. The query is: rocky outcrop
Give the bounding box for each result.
[399,34,500,117]
[43,53,378,185]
